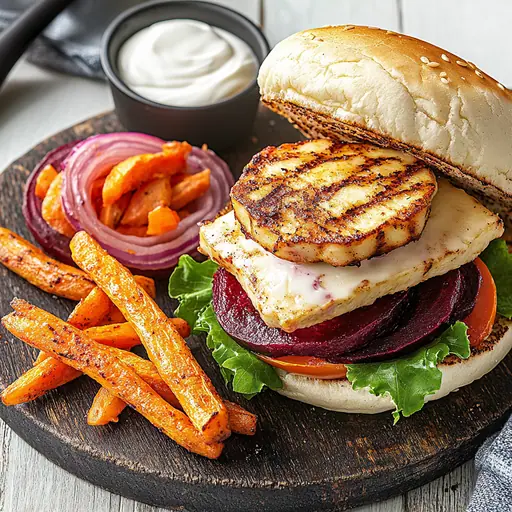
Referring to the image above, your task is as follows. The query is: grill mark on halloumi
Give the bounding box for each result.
[231,140,438,266]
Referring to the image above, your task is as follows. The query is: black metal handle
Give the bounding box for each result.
[0,0,75,87]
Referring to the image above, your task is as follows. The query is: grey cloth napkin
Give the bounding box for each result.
[0,0,141,78]
[468,414,512,511]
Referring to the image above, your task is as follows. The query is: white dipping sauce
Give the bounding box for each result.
[118,19,258,107]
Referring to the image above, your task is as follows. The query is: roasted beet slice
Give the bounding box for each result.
[337,262,481,364]
[212,268,411,359]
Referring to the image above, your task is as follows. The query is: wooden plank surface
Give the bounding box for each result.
[4,0,508,510]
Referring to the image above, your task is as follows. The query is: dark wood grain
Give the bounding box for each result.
[0,109,510,512]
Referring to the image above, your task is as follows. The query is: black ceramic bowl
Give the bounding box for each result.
[101,0,270,150]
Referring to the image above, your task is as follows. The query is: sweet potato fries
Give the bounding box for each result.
[0,228,256,458]
[70,231,230,443]
[3,300,223,459]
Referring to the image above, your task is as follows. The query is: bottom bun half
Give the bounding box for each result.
[276,317,512,414]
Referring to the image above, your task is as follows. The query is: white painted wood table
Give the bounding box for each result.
[1,1,511,510]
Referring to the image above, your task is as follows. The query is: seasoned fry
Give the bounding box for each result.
[0,228,95,300]
[170,169,210,210]
[2,357,81,405]
[85,318,190,348]
[102,142,191,206]
[121,177,173,226]
[88,387,125,425]
[41,173,76,238]
[3,301,223,459]
[35,165,58,200]
[70,231,230,442]
[99,193,131,229]
[34,275,155,365]
[90,348,256,435]
[147,206,180,235]
[102,306,127,324]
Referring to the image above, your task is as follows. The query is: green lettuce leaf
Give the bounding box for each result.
[346,321,470,423]
[196,305,282,398]
[169,257,282,399]
[168,255,219,333]
[480,239,512,319]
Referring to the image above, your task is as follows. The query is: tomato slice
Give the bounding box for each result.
[259,258,497,376]
[258,355,347,379]
[464,258,497,347]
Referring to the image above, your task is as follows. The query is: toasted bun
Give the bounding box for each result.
[275,316,512,414]
[258,25,512,231]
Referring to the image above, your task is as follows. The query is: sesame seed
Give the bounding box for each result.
[441,77,450,84]
[386,30,395,35]
[344,25,355,31]
[420,56,430,64]
[427,61,440,68]
[441,54,450,62]
[468,62,476,69]
[497,82,506,91]
[456,60,468,67]
[475,69,484,78]
[440,71,447,77]
[461,76,466,81]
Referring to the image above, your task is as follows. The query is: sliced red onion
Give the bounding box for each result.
[22,141,80,265]
[60,133,233,273]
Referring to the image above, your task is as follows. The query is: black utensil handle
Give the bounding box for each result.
[0,0,75,86]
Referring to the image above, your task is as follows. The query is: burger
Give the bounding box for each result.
[169,26,512,422]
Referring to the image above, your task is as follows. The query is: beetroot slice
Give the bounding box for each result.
[336,262,481,364]
[212,268,411,359]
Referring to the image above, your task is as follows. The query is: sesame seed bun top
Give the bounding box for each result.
[258,25,512,229]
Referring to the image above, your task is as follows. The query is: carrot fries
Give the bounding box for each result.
[0,228,95,300]
[70,231,230,443]
[88,347,256,436]
[41,173,76,238]
[2,300,223,459]
[35,164,58,200]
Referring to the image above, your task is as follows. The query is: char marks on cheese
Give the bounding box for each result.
[201,180,503,332]
[231,140,437,266]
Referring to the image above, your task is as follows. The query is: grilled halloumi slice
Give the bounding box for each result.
[230,140,438,266]
[201,180,503,332]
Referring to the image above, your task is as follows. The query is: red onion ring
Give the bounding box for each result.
[60,133,233,273]
[22,141,80,265]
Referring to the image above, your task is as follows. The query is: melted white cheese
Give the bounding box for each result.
[200,180,503,332]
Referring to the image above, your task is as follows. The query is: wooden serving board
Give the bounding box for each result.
[0,109,510,512]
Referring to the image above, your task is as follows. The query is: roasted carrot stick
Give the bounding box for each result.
[121,177,173,227]
[0,228,95,300]
[90,348,256,435]
[34,275,156,364]
[3,301,223,459]
[99,192,132,229]
[41,173,76,238]
[88,387,125,425]
[170,169,210,210]
[35,165,58,200]
[147,206,180,235]
[70,231,230,442]
[102,142,191,206]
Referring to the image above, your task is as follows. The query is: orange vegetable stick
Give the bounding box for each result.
[34,275,155,364]
[99,192,132,229]
[116,225,148,237]
[147,206,180,235]
[102,141,191,206]
[102,306,127,324]
[87,387,125,425]
[85,318,190,347]
[41,173,76,238]
[89,348,256,435]
[170,169,210,210]
[90,177,106,215]
[35,165,58,200]
[3,302,223,459]
[0,228,95,301]
[70,231,230,442]
[121,177,173,227]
